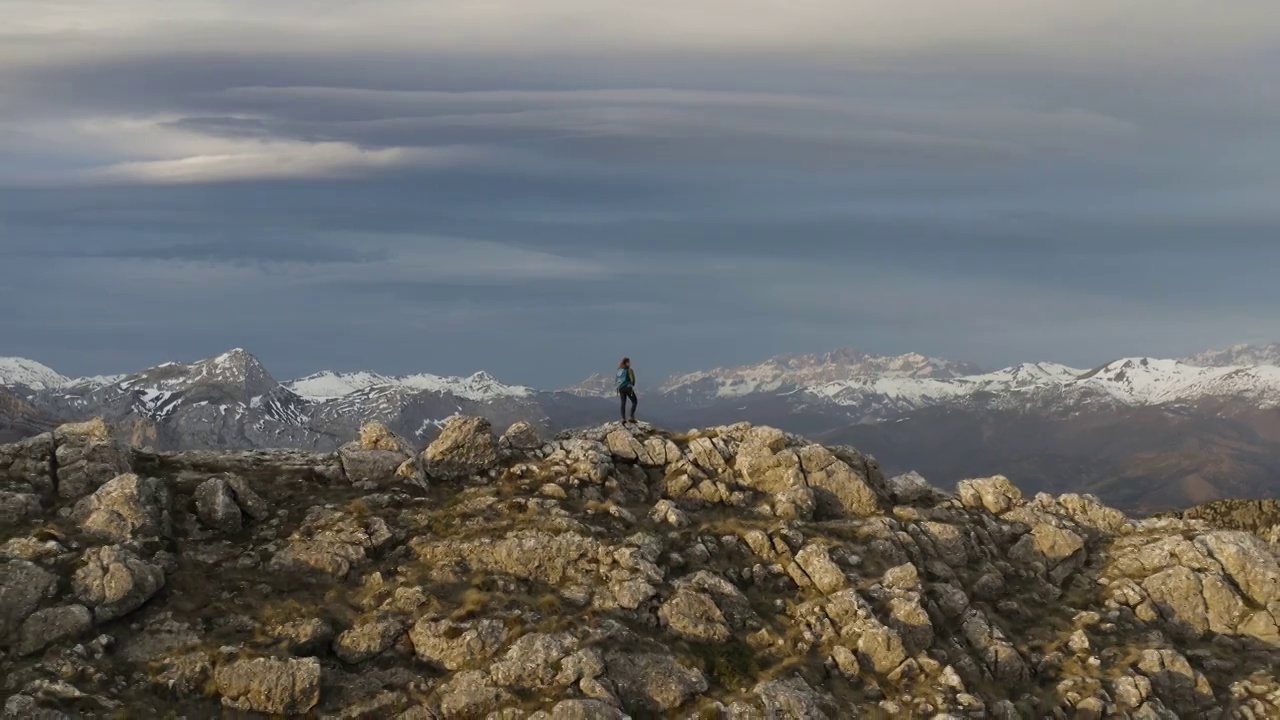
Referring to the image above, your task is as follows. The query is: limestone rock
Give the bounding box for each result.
[225,476,270,520]
[14,604,92,656]
[501,421,543,451]
[72,545,166,622]
[794,544,847,594]
[340,423,421,487]
[54,418,131,501]
[607,429,653,465]
[531,699,627,720]
[215,656,321,715]
[268,506,394,580]
[410,618,508,671]
[755,676,836,719]
[72,473,171,544]
[0,433,55,495]
[659,589,732,642]
[774,486,816,520]
[605,652,708,713]
[3,694,71,719]
[194,477,243,532]
[358,422,413,453]
[649,499,689,527]
[957,475,1023,514]
[0,559,57,640]
[421,416,499,481]
[857,625,907,674]
[796,444,880,518]
[488,632,580,689]
[435,670,511,718]
[0,491,42,525]
[334,618,405,664]
[1196,531,1280,606]
[888,471,938,505]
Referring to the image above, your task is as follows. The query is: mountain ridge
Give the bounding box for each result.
[4,342,1280,511]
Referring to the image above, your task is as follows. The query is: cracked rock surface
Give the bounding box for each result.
[0,417,1278,718]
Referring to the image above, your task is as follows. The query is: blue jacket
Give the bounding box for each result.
[616,367,635,390]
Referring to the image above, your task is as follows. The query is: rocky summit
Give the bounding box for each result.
[1,416,1279,719]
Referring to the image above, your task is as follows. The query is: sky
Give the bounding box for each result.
[3,1,1280,387]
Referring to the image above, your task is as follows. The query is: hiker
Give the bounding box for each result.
[616,357,638,423]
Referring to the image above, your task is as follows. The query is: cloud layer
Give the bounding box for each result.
[3,1,1280,384]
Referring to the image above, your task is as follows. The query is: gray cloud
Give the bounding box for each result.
[1,2,1279,384]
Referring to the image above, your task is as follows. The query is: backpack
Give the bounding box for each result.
[616,367,634,389]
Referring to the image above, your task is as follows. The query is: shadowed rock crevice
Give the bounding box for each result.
[0,416,1278,718]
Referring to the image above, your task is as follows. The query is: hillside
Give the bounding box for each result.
[1,416,1277,718]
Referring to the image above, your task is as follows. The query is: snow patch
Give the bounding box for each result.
[0,357,69,390]
[287,369,532,402]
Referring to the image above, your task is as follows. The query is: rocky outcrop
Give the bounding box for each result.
[72,545,166,623]
[214,657,321,715]
[54,418,133,501]
[420,416,499,481]
[0,416,1277,719]
[339,422,427,490]
[72,474,171,544]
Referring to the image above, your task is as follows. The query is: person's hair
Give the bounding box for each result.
[619,357,630,368]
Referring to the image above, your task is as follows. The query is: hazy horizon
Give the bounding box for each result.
[7,339,1280,390]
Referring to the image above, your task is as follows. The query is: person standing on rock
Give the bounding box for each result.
[616,357,638,424]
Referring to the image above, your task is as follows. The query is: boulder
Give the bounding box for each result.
[887,471,938,505]
[268,507,394,580]
[340,423,424,488]
[659,589,732,642]
[225,476,271,520]
[72,545,166,622]
[410,618,509,671]
[0,433,55,495]
[13,604,92,656]
[54,418,131,501]
[607,429,653,465]
[72,473,171,544]
[334,617,405,664]
[796,445,880,518]
[794,544,847,594]
[0,559,57,641]
[420,416,499,481]
[1196,531,1280,606]
[531,699,627,720]
[487,632,580,689]
[755,676,837,719]
[0,491,42,525]
[194,477,243,533]
[501,420,544,451]
[605,652,708,713]
[434,670,511,718]
[857,625,908,674]
[214,657,321,715]
[957,475,1023,515]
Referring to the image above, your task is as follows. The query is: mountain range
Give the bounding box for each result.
[4,343,1280,511]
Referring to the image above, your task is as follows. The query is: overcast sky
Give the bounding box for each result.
[3,2,1280,386]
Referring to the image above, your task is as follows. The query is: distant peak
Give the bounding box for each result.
[0,357,70,390]
[1182,343,1280,368]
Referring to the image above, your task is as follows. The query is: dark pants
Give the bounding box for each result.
[619,386,637,419]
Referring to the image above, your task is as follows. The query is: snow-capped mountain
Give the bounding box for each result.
[805,356,1280,418]
[287,370,532,403]
[7,342,1280,454]
[1181,343,1280,369]
[560,373,617,398]
[0,349,592,451]
[659,349,984,401]
[0,357,69,391]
